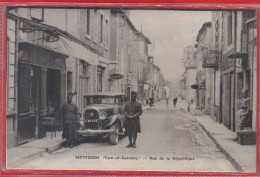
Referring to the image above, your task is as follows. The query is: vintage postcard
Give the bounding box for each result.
[2,3,259,176]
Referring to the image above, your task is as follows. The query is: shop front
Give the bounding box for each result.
[17,42,67,144]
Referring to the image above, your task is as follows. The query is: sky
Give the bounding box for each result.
[129,10,212,82]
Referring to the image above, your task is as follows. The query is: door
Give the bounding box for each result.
[230,73,235,131]
[17,63,36,144]
[79,76,88,113]
[223,73,232,129]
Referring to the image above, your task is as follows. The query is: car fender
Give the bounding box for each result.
[106,115,120,127]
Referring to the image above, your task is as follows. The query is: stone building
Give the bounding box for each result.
[6,8,111,147]
[181,46,197,104]
[6,8,166,148]
[110,9,151,102]
[209,10,257,133]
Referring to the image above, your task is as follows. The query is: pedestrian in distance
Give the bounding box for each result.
[61,92,79,148]
[187,102,191,112]
[124,92,143,148]
[166,98,169,107]
[149,97,153,107]
[173,96,178,108]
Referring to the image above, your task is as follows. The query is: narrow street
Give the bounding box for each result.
[17,102,236,172]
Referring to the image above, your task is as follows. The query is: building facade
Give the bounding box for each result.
[200,10,257,135]
[6,8,164,148]
[6,8,111,147]
[181,46,197,104]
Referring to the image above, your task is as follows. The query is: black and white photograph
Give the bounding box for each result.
[5,7,257,172]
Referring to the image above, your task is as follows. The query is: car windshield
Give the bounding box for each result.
[85,96,115,105]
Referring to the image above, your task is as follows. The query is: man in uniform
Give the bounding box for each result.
[61,92,79,148]
[124,92,143,148]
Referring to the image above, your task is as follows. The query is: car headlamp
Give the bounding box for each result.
[99,111,107,120]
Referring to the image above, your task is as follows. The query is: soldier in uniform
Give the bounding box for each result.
[61,92,79,148]
[124,92,143,148]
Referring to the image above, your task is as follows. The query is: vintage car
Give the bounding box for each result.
[77,92,127,145]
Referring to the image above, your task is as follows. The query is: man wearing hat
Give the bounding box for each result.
[124,92,143,148]
[61,92,79,148]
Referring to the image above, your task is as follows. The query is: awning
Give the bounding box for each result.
[228,52,248,59]
[13,12,101,65]
[46,36,99,65]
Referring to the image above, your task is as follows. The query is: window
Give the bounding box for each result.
[97,67,103,92]
[30,8,44,22]
[128,55,131,73]
[249,10,256,18]
[86,9,91,36]
[105,19,109,48]
[80,60,88,77]
[93,9,98,43]
[227,12,232,45]
[100,14,103,43]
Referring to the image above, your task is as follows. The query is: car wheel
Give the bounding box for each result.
[109,123,119,145]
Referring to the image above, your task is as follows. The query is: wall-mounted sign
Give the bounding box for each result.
[19,42,67,70]
[203,53,218,68]
[110,73,123,80]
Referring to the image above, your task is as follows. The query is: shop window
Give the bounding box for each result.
[67,72,72,93]
[97,67,103,92]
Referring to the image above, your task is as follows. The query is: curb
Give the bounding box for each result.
[8,149,46,168]
[47,140,65,153]
[196,120,243,172]
[8,140,65,168]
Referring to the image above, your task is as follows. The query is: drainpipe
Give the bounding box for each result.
[232,11,237,132]
[14,17,20,146]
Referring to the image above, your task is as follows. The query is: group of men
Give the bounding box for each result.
[61,92,143,148]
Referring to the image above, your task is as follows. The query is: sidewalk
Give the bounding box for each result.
[7,131,64,168]
[6,105,152,169]
[180,100,256,172]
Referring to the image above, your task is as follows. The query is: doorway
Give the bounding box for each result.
[46,69,61,129]
[17,63,40,144]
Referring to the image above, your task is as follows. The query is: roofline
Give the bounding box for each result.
[196,22,212,42]
[111,9,152,44]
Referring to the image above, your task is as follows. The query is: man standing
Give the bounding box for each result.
[124,92,143,148]
[173,96,178,108]
[61,92,79,148]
